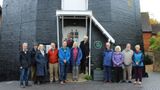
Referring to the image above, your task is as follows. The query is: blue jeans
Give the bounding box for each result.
[59,63,68,81]
[20,68,30,86]
[104,66,111,81]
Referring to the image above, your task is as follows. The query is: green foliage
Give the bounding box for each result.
[84,75,92,80]
[149,32,160,52]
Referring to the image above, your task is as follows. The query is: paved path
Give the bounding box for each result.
[0,72,160,90]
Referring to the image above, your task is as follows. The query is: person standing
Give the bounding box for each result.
[48,42,59,83]
[19,43,31,88]
[122,43,133,83]
[103,42,113,83]
[35,44,48,85]
[59,41,71,84]
[133,45,144,85]
[70,42,82,81]
[112,46,124,83]
[66,33,74,49]
[66,33,74,73]
[80,36,89,74]
[30,43,38,84]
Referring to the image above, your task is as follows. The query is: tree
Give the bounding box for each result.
[149,32,160,51]
[150,18,159,25]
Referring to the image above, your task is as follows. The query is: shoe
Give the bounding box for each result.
[121,80,126,83]
[138,82,142,85]
[76,79,78,81]
[20,85,25,88]
[128,81,132,83]
[37,81,40,85]
[64,80,68,83]
[60,81,64,85]
[50,81,53,84]
[134,81,137,85]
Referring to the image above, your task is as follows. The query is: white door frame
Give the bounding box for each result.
[56,16,92,76]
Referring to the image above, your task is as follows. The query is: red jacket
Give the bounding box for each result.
[48,48,58,64]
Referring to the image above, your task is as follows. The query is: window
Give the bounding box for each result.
[61,0,88,10]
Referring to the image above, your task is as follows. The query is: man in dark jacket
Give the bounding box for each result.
[19,43,31,88]
[30,43,38,84]
[80,36,89,74]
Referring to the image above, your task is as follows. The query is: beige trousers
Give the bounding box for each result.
[123,65,132,81]
[49,63,59,81]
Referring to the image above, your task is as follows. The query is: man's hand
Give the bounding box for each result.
[136,62,139,65]
[86,55,91,59]
[20,66,23,69]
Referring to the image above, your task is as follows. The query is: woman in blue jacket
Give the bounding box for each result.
[133,45,144,85]
[70,42,82,81]
[103,42,113,83]
[59,41,71,84]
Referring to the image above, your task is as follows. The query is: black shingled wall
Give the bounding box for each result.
[0,0,143,80]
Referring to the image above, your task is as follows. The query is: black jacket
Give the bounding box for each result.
[31,48,37,66]
[80,41,89,59]
[19,51,31,68]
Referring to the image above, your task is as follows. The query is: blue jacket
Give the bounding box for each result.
[58,47,71,65]
[103,49,113,66]
[35,50,48,76]
[133,51,144,67]
[70,47,83,66]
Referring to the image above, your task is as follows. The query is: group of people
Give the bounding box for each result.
[19,35,144,88]
[19,36,89,88]
[103,42,144,85]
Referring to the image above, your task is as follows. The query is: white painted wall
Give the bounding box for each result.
[61,0,88,10]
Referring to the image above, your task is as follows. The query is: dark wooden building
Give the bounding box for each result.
[0,0,143,80]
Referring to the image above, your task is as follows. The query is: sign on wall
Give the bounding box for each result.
[94,41,102,49]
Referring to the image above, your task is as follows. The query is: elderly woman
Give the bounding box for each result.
[35,44,47,85]
[70,42,82,81]
[133,45,144,85]
[112,46,124,83]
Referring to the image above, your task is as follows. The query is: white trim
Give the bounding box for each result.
[91,16,115,43]
[56,10,92,16]
[57,16,60,49]
[56,10,115,43]
[89,17,92,76]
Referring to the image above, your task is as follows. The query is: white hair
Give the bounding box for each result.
[83,35,88,39]
[115,45,121,52]
[135,45,140,49]
[22,43,28,46]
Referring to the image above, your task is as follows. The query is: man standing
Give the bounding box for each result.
[122,43,133,83]
[103,42,113,83]
[80,36,89,74]
[59,41,71,84]
[31,43,38,84]
[66,33,74,49]
[19,43,31,88]
[48,42,59,83]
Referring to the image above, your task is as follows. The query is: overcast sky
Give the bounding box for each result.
[140,0,160,21]
[0,0,160,21]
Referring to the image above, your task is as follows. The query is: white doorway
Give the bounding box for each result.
[62,26,87,46]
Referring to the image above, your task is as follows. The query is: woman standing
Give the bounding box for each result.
[133,45,144,85]
[35,44,47,85]
[112,46,124,83]
[70,42,82,81]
